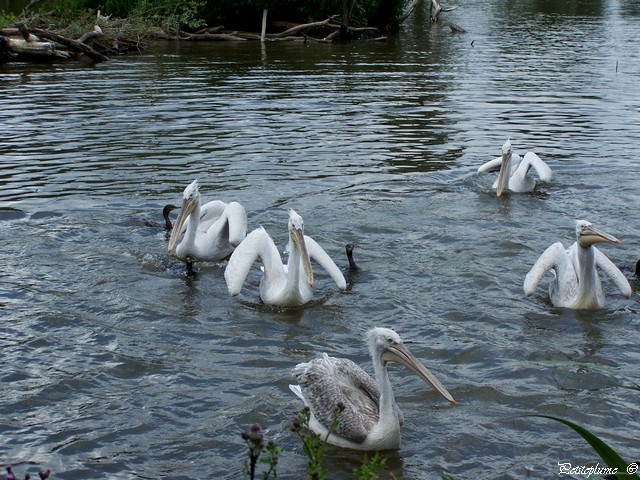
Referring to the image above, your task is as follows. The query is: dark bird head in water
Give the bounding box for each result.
[345,243,358,271]
[163,204,179,230]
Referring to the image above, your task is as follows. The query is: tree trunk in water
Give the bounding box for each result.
[341,0,356,35]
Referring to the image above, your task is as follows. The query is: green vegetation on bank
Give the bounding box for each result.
[1,0,406,35]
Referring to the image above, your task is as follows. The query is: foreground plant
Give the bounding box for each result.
[3,465,52,480]
[529,414,639,479]
[242,404,393,480]
[241,424,281,480]
[290,404,344,480]
[353,452,387,480]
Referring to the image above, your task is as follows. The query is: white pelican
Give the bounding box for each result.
[289,327,456,451]
[167,179,247,262]
[224,209,346,307]
[524,220,632,309]
[477,139,552,196]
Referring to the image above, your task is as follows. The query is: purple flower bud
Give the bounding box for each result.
[39,469,52,480]
[250,424,261,433]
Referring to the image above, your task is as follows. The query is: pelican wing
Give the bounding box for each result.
[524,242,570,296]
[477,156,503,173]
[292,354,380,443]
[594,248,633,298]
[522,152,552,182]
[304,236,347,290]
[224,227,283,296]
[197,200,228,231]
[224,201,248,246]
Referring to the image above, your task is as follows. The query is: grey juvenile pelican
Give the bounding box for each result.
[289,327,456,451]
[224,209,346,307]
[478,139,552,196]
[524,220,632,309]
[168,179,247,262]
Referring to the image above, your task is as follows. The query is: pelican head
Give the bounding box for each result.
[369,327,456,405]
[288,209,313,288]
[495,139,513,197]
[576,220,620,248]
[168,179,200,253]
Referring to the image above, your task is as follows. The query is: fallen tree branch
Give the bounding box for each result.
[26,27,109,61]
[193,25,225,35]
[1,25,109,61]
[401,0,422,24]
[77,25,103,44]
[183,31,247,41]
[273,17,333,38]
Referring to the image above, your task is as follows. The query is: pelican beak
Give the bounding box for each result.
[168,196,195,253]
[291,226,314,288]
[495,150,510,197]
[382,343,456,405]
[578,224,621,248]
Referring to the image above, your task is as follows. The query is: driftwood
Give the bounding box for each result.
[178,17,382,43]
[430,0,458,22]
[181,31,247,41]
[77,25,104,44]
[0,24,108,61]
[192,26,225,35]
[29,27,108,61]
[272,17,334,38]
[2,36,69,57]
[401,0,422,23]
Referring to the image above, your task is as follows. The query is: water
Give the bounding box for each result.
[1,1,640,478]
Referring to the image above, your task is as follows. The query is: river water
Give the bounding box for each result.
[1,1,639,478]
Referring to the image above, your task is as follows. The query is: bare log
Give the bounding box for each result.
[3,37,71,57]
[401,0,422,24]
[448,23,466,33]
[27,27,109,61]
[77,25,104,44]
[182,31,247,41]
[193,25,224,34]
[273,18,334,38]
[430,0,443,22]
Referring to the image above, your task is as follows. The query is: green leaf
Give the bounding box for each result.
[528,414,639,478]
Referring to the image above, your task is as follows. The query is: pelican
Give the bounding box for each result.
[224,209,346,307]
[167,179,247,262]
[524,220,632,309]
[478,139,552,196]
[289,327,456,451]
